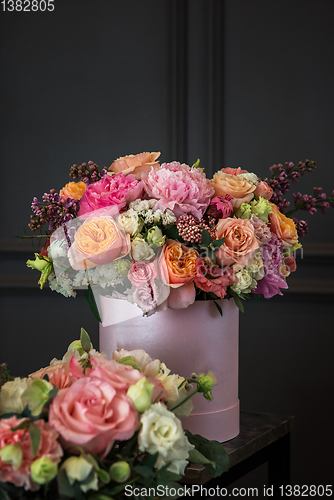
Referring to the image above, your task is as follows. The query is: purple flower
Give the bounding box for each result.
[253,273,288,299]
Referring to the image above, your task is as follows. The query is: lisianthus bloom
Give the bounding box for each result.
[215,218,261,271]
[78,173,143,216]
[60,181,86,200]
[254,181,273,200]
[206,195,233,219]
[0,378,32,416]
[49,372,139,456]
[138,403,194,475]
[141,162,214,219]
[268,202,298,248]
[212,170,257,208]
[194,258,237,298]
[0,416,62,491]
[109,152,160,180]
[68,216,131,270]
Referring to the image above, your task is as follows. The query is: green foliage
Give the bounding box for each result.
[185,431,230,478]
[85,287,101,323]
[80,328,92,353]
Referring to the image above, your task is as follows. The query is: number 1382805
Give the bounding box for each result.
[1,0,54,11]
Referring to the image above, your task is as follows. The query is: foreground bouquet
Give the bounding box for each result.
[25,152,334,319]
[0,329,228,499]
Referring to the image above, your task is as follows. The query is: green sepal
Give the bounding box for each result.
[116,356,141,371]
[80,328,92,353]
[96,468,110,484]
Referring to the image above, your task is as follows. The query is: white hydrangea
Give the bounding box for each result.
[238,172,259,185]
[230,268,257,295]
[72,263,126,290]
[48,272,76,297]
[48,238,69,260]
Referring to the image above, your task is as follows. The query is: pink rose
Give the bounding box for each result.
[109,152,161,180]
[0,416,62,491]
[49,375,138,456]
[78,173,143,217]
[89,356,143,389]
[194,258,237,298]
[212,172,257,208]
[254,181,273,200]
[128,261,157,286]
[132,282,160,313]
[215,217,261,271]
[207,195,233,219]
[141,162,214,219]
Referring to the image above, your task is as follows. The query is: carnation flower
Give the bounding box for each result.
[141,162,214,219]
[194,258,237,298]
[250,215,272,243]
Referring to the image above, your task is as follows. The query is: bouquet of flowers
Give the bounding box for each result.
[0,329,228,499]
[25,152,334,319]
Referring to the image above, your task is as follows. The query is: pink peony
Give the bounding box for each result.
[78,173,143,216]
[0,416,62,491]
[128,261,157,286]
[49,374,139,457]
[141,162,214,219]
[207,195,233,219]
[194,258,237,298]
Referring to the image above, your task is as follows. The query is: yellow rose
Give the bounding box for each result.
[60,181,86,200]
[268,203,298,248]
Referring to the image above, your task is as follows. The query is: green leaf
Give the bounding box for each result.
[29,422,41,457]
[231,293,245,313]
[193,158,201,168]
[57,468,86,499]
[116,356,141,371]
[85,287,102,323]
[80,327,92,352]
[97,468,110,484]
[49,387,59,399]
[188,448,216,467]
[10,420,29,432]
[201,229,212,246]
[140,452,159,469]
[210,237,226,248]
[133,465,154,478]
[213,300,223,316]
[185,430,230,478]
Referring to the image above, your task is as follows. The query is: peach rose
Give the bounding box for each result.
[68,217,131,270]
[60,181,86,200]
[220,167,249,176]
[215,217,261,271]
[159,239,198,287]
[254,181,273,200]
[109,152,161,180]
[268,203,298,248]
[212,172,257,207]
[29,363,76,389]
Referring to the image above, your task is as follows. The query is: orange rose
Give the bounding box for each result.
[212,172,256,207]
[159,239,198,287]
[68,217,130,270]
[254,181,273,200]
[60,181,86,200]
[215,217,260,271]
[268,203,298,248]
[109,152,160,180]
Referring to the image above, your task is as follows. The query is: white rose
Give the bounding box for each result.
[230,268,257,294]
[0,378,32,415]
[131,237,155,261]
[138,403,194,475]
[117,209,143,236]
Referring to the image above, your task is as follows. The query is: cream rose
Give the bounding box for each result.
[131,237,155,261]
[138,403,194,475]
[212,171,257,207]
[117,209,143,237]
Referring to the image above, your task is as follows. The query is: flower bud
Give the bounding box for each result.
[61,455,99,492]
[0,444,23,470]
[197,371,217,401]
[22,379,54,416]
[146,226,166,246]
[109,461,131,483]
[30,456,58,484]
[127,377,154,413]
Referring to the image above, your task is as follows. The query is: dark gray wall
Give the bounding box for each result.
[1,0,333,494]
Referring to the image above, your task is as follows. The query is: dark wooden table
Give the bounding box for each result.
[183,411,294,497]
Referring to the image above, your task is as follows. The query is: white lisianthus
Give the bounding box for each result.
[246,251,265,280]
[0,378,32,415]
[146,226,166,246]
[131,237,155,261]
[156,364,194,418]
[230,268,257,294]
[238,172,259,185]
[138,403,194,475]
[117,209,143,236]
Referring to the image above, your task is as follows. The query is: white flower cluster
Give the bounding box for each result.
[129,199,176,226]
[72,262,127,290]
[48,272,76,298]
[238,172,259,185]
